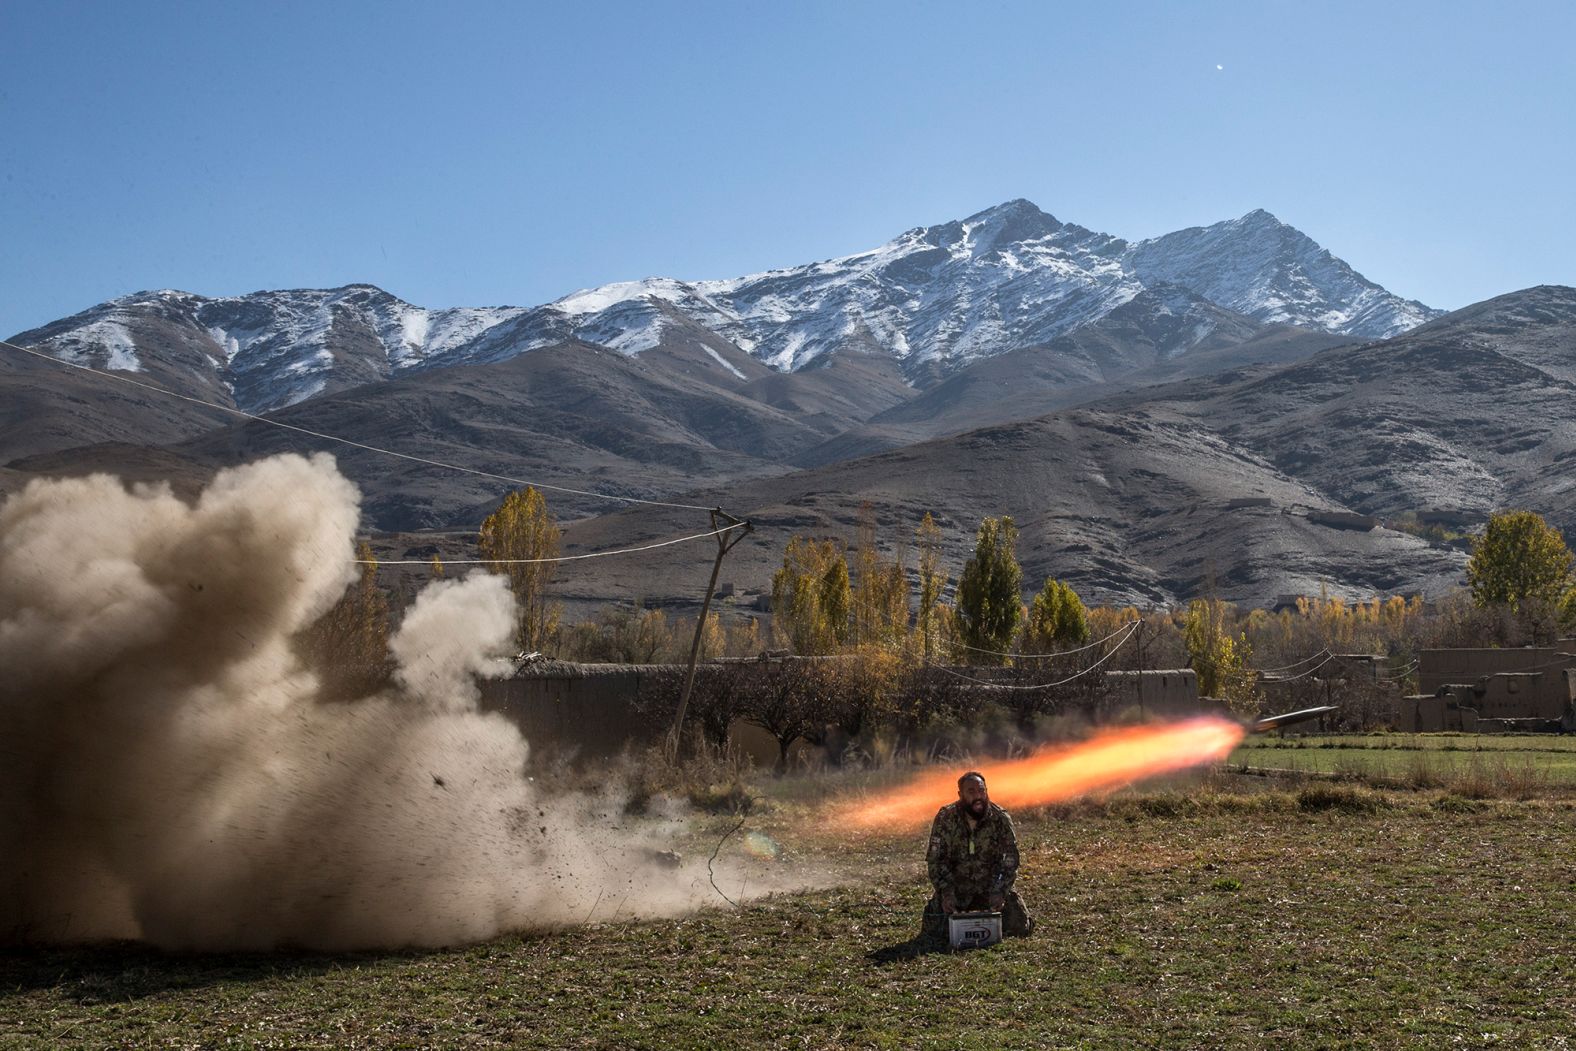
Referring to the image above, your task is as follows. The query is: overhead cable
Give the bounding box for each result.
[363,522,749,566]
[1255,648,1332,674]
[949,618,1143,661]
[1376,659,1420,681]
[926,620,1141,691]
[1259,652,1337,682]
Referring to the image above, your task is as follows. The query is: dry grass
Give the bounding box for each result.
[6,773,1575,1049]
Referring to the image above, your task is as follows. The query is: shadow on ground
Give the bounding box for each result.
[864,934,951,964]
[0,942,425,1004]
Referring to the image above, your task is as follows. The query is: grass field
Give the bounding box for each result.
[1232,733,1576,790]
[5,764,1575,1049]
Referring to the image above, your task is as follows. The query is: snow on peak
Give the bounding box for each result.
[19,284,530,412]
[47,319,143,372]
[1126,211,1441,338]
[959,198,1063,252]
[1236,208,1284,227]
[500,199,1143,372]
[24,200,1444,408]
[380,199,1437,376]
[553,278,691,316]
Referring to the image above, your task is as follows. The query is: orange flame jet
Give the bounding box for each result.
[839,716,1246,830]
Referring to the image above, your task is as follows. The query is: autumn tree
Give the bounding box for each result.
[915,512,948,661]
[814,646,903,749]
[677,609,726,662]
[1467,510,1574,609]
[771,536,852,655]
[560,606,676,664]
[851,503,910,650]
[300,540,391,699]
[479,486,560,652]
[1022,577,1091,653]
[954,516,1023,664]
[1184,596,1256,714]
[740,663,827,772]
[822,557,852,646]
[1088,605,1145,670]
[725,616,764,658]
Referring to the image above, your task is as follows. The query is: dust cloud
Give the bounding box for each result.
[0,453,761,951]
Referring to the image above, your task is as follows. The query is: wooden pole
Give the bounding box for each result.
[669,509,751,759]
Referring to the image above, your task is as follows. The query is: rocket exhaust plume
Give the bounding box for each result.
[838,717,1246,830]
[0,454,776,951]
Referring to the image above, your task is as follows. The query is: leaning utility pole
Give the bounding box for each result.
[668,508,752,759]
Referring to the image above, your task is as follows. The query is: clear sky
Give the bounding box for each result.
[4,0,1572,338]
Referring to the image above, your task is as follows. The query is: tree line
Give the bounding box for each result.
[298,484,1576,722]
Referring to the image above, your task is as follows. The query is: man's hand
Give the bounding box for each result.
[988,892,1005,911]
[940,892,957,915]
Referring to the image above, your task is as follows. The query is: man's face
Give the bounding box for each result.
[959,777,989,818]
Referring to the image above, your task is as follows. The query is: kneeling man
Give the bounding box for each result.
[923,771,1034,938]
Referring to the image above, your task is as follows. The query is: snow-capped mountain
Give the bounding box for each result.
[12,285,525,412]
[8,200,1441,413]
[472,200,1146,374]
[423,200,1438,375]
[190,285,523,409]
[1126,209,1436,337]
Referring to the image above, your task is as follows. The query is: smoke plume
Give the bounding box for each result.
[0,454,749,950]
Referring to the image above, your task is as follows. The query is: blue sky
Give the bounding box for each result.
[3,0,1572,337]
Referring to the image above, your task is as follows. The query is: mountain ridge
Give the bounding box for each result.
[8,200,1440,414]
[6,286,1569,614]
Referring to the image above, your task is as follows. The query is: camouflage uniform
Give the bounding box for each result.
[922,801,1034,938]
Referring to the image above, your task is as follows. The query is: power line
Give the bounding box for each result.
[1256,648,1332,674]
[925,620,1141,691]
[949,618,1139,660]
[360,522,749,565]
[0,337,715,512]
[1376,660,1419,681]
[1260,652,1337,683]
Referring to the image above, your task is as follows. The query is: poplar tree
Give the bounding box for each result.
[819,552,853,650]
[852,503,910,650]
[1023,577,1091,652]
[771,536,852,655]
[301,540,391,698]
[954,516,1022,664]
[1184,596,1255,712]
[479,486,561,652]
[915,512,947,661]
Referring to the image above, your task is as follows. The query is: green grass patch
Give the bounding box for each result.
[1244,733,1576,754]
[1232,732,1576,795]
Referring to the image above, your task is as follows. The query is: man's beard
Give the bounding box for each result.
[967,797,989,818]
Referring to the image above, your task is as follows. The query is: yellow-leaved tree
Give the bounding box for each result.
[852,503,910,650]
[771,536,852,655]
[914,512,948,661]
[479,486,561,653]
[300,540,391,699]
[1467,509,1574,609]
[1184,596,1256,714]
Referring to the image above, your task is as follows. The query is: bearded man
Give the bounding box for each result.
[922,770,1034,938]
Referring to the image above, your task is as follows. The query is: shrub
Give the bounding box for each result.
[1297,784,1385,813]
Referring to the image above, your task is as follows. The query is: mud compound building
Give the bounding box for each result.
[1396,646,1576,732]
